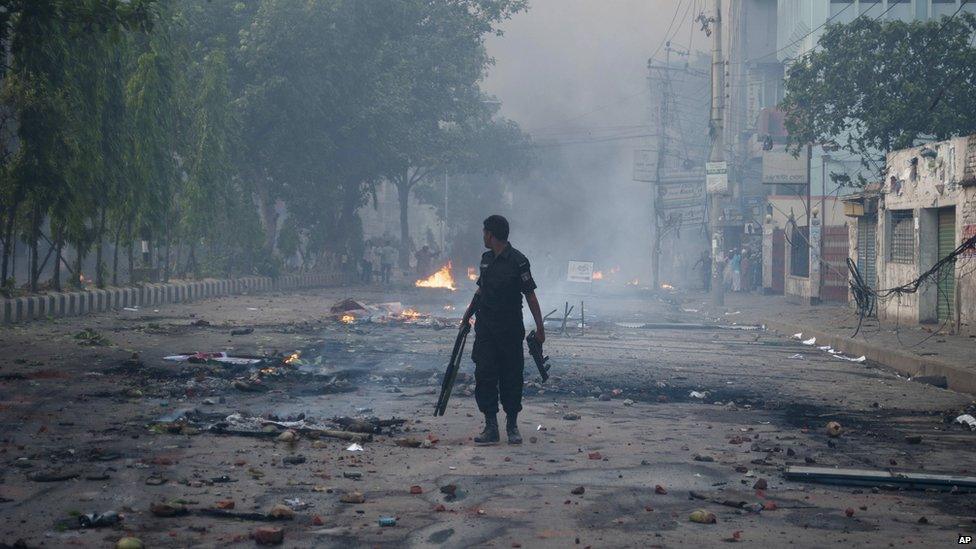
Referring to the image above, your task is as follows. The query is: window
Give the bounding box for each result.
[889,210,915,263]
[887,0,913,21]
[931,0,958,19]
[790,225,810,277]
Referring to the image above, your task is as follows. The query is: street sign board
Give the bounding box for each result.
[662,203,706,227]
[566,260,594,283]
[659,181,705,207]
[762,150,809,185]
[706,161,728,194]
[633,150,657,182]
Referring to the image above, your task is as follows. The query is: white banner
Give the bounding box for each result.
[762,150,808,185]
[566,260,595,283]
[706,161,728,194]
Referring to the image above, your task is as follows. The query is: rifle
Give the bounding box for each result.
[526,330,550,382]
[434,321,471,416]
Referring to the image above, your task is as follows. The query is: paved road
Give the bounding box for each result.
[0,285,973,547]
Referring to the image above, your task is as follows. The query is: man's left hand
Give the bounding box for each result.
[535,329,545,344]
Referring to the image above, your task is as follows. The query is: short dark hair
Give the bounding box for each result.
[483,215,509,241]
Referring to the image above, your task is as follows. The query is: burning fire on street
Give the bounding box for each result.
[340,314,356,324]
[661,283,674,290]
[415,262,457,291]
[592,271,604,280]
[627,278,640,286]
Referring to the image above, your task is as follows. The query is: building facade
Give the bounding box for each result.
[846,135,976,334]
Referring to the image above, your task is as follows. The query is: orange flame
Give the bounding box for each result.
[627,278,640,286]
[592,271,604,280]
[661,283,674,290]
[400,308,423,319]
[467,267,478,281]
[415,262,457,291]
[284,351,301,364]
[340,314,355,324]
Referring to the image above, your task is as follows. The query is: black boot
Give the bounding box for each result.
[506,414,522,445]
[474,414,499,444]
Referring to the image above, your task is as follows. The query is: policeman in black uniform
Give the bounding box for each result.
[460,215,545,444]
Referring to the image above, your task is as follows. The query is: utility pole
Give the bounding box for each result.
[706,0,725,306]
[649,43,673,290]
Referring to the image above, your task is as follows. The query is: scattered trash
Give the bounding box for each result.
[724,531,742,543]
[115,538,144,549]
[571,486,585,495]
[75,328,110,346]
[395,437,423,448]
[622,399,634,406]
[163,352,263,366]
[27,469,79,482]
[753,478,768,490]
[150,501,188,517]
[79,511,120,528]
[689,391,707,399]
[784,465,976,491]
[378,516,397,527]
[268,504,294,519]
[409,485,423,494]
[230,327,254,336]
[689,509,716,524]
[834,354,866,363]
[844,507,855,517]
[587,452,602,460]
[955,414,976,430]
[904,435,922,444]
[346,443,364,452]
[253,526,285,545]
[655,485,668,495]
[282,455,306,465]
[825,421,843,438]
[801,337,816,346]
[216,500,235,510]
[563,412,581,421]
[343,471,363,480]
[693,454,714,463]
[788,354,804,360]
[340,491,365,504]
[792,333,803,339]
[277,430,298,443]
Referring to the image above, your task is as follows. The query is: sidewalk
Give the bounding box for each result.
[681,291,976,396]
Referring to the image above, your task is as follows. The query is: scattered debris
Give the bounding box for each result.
[689,509,717,524]
[75,328,110,346]
[955,414,976,430]
[571,486,585,495]
[378,516,397,527]
[563,412,581,421]
[150,501,188,517]
[689,391,707,399]
[655,485,668,495]
[230,327,254,336]
[79,511,121,528]
[784,465,976,491]
[825,421,843,438]
[801,337,816,346]
[115,538,144,549]
[753,478,768,490]
[253,526,285,545]
[409,485,423,494]
[163,352,264,366]
[340,491,365,504]
[904,435,922,444]
[788,354,804,360]
[346,443,364,452]
[268,504,294,519]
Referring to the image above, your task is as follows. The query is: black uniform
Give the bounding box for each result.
[473,243,537,415]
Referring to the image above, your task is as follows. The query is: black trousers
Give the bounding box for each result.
[472,327,525,416]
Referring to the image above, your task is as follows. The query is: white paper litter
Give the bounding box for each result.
[792,333,803,339]
[788,354,804,359]
[163,352,263,365]
[834,354,866,363]
[801,337,817,346]
[346,443,364,452]
[955,414,976,430]
[689,390,707,399]
[682,308,699,313]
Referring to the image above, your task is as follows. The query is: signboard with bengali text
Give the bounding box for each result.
[566,260,595,283]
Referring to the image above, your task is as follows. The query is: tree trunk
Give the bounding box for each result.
[53,228,63,292]
[125,216,134,284]
[1,201,18,284]
[112,218,123,286]
[94,205,107,288]
[162,225,171,282]
[397,175,412,270]
[29,202,41,292]
[73,245,85,289]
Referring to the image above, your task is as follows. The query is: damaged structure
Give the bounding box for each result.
[845,135,976,334]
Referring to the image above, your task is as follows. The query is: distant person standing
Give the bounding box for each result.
[693,249,711,292]
[739,250,751,292]
[415,245,433,276]
[360,243,374,284]
[730,250,742,292]
[379,243,394,284]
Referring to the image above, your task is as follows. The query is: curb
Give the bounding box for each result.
[762,318,976,396]
[1,273,340,327]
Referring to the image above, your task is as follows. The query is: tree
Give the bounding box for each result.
[373,0,527,267]
[781,13,976,183]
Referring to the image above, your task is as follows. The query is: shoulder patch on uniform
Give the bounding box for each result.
[521,271,531,281]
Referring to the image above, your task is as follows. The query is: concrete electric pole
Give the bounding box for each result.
[707,0,725,306]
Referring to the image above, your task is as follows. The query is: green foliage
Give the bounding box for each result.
[781,13,976,177]
[0,0,533,286]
